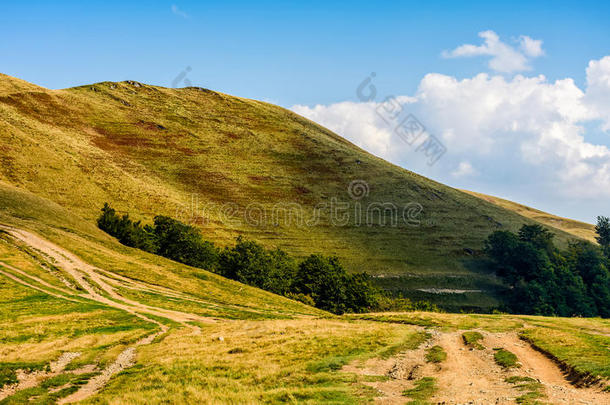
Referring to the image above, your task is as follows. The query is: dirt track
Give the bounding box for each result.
[344,329,609,404]
[0,226,213,402]
[1,226,609,404]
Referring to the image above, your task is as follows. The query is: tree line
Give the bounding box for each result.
[485,220,610,317]
[97,203,435,314]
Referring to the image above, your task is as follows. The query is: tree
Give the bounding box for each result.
[484,225,607,317]
[518,224,555,254]
[566,241,610,317]
[293,255,348,314]
[484,230,521,285]
[343,272,379,312]
[153,216,218,270]
[596,216,610,258]
[97,203,157,253]
[263,248,297,295]
[97,203,120,236]
[485,229,552,286]
[97,204,418,315]
[217,237,297,295]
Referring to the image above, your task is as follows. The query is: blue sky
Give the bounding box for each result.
[2,1,610,223]
[2,1,608,105]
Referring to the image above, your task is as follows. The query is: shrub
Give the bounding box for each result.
[97,203,157,252]
[217,237,296,295]
[285,292,316,307]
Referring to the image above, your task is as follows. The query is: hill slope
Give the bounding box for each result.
[0,74,593,309]
[463,190,597,242]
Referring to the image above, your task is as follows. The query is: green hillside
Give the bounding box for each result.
[463,189,597,242]
[0,75,608,404]
[0,74,592,310]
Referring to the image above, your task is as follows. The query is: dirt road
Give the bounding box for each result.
[344,329,609,404]
[0,226,214,402]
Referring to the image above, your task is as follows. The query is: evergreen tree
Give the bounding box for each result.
[596,216,610,258]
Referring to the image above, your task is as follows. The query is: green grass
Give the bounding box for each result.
[377,331,429,359]
[0,273,155,371]
[494,349,520,369]
[0,184,326,320]
[0,75,608,403]
[425,346,447,363]
[402,377,437,404]
[463,190,597,242]
[462,331,485,349]
[505,376,545,404]
[0,74,595,308]
[347,312,525,332]
[520,327,610,379]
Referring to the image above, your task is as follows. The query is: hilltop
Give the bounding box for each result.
[0,74,595,310]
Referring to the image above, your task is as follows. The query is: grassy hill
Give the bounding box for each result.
[463,190,597,242]
[0,74,608,404]
[0,74,595,310]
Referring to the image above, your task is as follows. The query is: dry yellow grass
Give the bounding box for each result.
[80,319,417,404]
[0,74,596,310]
[463,190,597,242]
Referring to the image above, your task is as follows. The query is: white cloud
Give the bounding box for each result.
[585,56,610,131]
[442,30,544,73]
[171,4,189,19]
[291,55,610,219]
[519,36,544,57]
[452,161,477,178]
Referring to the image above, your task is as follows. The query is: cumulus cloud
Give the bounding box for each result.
[291,55,610,220]
[442,31,544,73]
[452,161,477,178]
[585,56,610,131]
[519,36,544,57]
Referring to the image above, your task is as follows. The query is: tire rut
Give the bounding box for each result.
[0,226,212,403]
[343,329,609,404]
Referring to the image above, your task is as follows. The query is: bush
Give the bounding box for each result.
[291,255,380,314]
[462,331,484,350]
[285,292,316,307]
